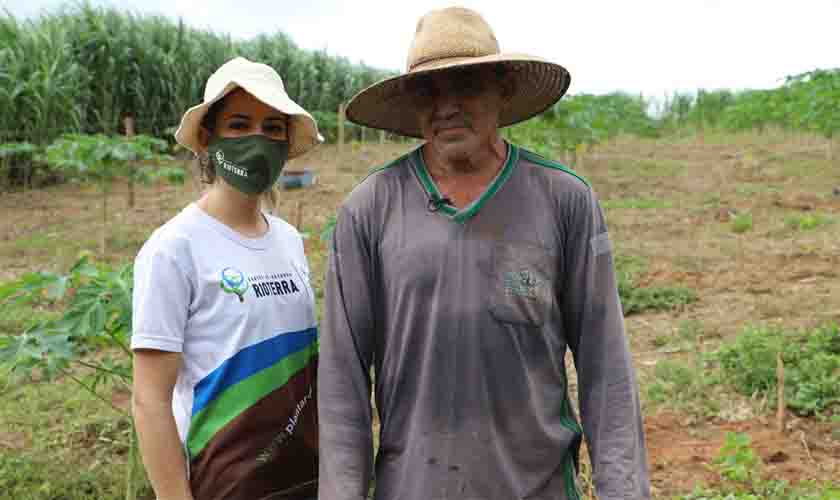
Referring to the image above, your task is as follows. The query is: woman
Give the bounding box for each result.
[131,57,322,500]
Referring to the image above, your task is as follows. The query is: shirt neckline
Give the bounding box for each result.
[411,141,518,224]
[187,202,273,250]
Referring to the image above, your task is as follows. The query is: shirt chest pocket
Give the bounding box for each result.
[487,242,555,327]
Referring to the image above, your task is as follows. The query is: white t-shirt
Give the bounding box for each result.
[131,202,319,499]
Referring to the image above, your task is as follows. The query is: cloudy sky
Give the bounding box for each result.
[5,0,839,100]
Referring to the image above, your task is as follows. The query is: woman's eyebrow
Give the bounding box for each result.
[264,116,287,123]
[225,113,252,120]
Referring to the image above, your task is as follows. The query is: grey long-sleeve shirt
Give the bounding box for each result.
[319,142,650,500]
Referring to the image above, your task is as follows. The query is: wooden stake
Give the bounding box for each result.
[101,183,109,257]
[124,115,136,208]
[379,130,386,144]
[776,351,785,434]
[338,103,345,152]
[294,200,304,230]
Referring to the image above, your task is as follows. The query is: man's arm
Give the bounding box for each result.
[562,188,651,500]
[319,206,377,500]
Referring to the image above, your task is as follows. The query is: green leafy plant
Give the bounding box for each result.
[785,213,833,231]
[41,133,172,256]
[731,212,753,233]
[716,323,840,415]
[505,92,660,158]
[614,255,698,316]
[320,214,338,244]
[0,255,141,500]
[715,432,762,484]
[646,350,721,417]
[0,4,393,148]
[0,141,43,188]
[678,431,840,499]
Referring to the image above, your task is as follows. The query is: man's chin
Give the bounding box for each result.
[432,133,473,151]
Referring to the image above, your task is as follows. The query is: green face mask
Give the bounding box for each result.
[208,135,290,194]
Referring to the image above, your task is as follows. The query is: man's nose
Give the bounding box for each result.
[431,90,461,120]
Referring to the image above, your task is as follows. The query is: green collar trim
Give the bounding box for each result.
[412,142,519,224]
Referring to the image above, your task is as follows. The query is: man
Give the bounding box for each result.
[319,7,650,500]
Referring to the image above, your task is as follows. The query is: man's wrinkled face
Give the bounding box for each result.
[406,66,508,164]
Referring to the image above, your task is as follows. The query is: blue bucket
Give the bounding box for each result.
[279,169,315,189]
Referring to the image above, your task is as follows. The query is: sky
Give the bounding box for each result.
[5,0,839,102]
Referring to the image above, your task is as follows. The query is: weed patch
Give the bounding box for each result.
[716,323,840,415]
[731,212,753,233]
[785,212,833,231]
[646,356,721,418]
[615,255,697,315]
[677,432,840,500]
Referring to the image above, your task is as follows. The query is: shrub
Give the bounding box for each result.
[716,324,840,415]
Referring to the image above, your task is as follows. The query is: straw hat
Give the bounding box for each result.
[175,57,323,158]
[345,7,571,138]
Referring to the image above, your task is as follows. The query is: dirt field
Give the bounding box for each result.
[1,133,838,498]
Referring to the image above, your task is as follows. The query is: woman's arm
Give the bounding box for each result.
[132,349,194,500]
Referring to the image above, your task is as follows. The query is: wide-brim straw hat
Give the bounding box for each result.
[175,56,323,159]
[345,7,571,138]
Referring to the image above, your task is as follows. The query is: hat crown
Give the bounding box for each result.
[203,56,286,102]
[406,7,500,72]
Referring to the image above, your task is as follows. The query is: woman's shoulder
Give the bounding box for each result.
[265,213,302,241]
[136,204,205,262]
[264,213,307,260]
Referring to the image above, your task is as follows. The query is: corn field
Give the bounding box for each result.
[0,2,392,146]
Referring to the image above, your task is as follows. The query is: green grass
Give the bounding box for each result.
[645,355,722,418]
[735,183,783,196]
[608,158,685,179]
[0,299,59,337]
[649,319,707,349]
[0,228,98,270]
[614,255,698,316]
[702,193,722,208]
[647,323,840,419]
[0,368,152,500]
[602,197,673,210]
[716,323,840,415]
[731,212,754,233]
[677,431,840,499]
[785,212,834,231]
[781,159,834,179]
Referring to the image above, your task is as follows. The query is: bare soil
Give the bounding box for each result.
[1,134,838,497]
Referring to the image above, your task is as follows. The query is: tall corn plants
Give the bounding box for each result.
[0,12,89,183]
[0,1,393,157]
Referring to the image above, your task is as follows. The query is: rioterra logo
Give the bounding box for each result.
[214,150,248,177]
[504,269,541,299]
[220,267,248,302]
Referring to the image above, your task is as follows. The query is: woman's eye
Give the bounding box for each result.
[228,121,248,130]
[265,125,287,134]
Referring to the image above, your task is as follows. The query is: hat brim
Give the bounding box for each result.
[174,81,323,159]
[345,54,571,138]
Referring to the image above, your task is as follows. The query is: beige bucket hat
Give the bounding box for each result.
[175,56,323,158]
[345,7,571,138]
